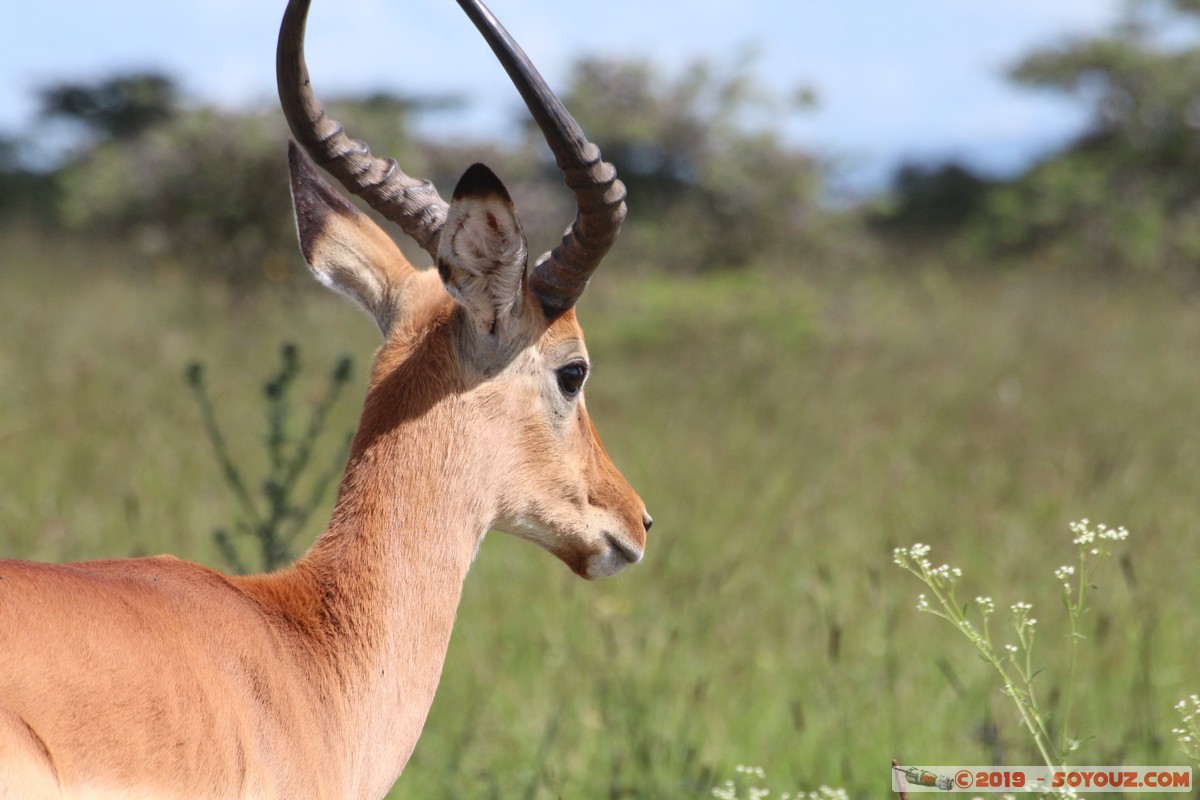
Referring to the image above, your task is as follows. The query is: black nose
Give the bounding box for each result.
[642,512,653,532]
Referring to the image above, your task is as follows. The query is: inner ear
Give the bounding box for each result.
[437,163,529,337]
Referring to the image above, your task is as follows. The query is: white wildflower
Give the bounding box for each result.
[927,562,960,583]
[807,789,848,800]
[1098,524,1129,541]
[713,781,737,800]
[1070,518,1130,547]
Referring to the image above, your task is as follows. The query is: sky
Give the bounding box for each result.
[2,0,1125,191]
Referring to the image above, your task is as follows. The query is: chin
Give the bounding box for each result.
[582,551,634,580]
[581,536,643,579]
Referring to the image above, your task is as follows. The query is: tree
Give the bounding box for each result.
[874,161,993,242]
[543,54,822,272]
[55,107,293,282]
[53,90,442,282]
[967,0,1200,272]
[39,72,180,143]
[0,133,59,221]
[41,60,832,281]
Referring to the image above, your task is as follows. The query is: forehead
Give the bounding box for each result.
[539,308,586,355]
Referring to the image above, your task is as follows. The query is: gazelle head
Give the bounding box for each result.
[278,0,650,579]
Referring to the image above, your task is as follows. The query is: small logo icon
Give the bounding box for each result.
[894,765,955,791]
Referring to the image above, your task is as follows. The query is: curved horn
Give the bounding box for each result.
[277,0,447,258]
[457,0,627,318]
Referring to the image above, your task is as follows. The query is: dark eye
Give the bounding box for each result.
[556,361,588,398]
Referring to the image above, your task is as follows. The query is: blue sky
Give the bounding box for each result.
[3,0,1123,190]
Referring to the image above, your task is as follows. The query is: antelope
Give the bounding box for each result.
[0,0,650,796]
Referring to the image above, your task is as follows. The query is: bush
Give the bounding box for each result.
[57,108,295,282]
[550,55,824,272]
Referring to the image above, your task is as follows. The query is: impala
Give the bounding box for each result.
[0,0,650,796]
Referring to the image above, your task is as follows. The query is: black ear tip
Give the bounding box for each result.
[287,138,306,171]
[288,140,358,219]
[287,139,322,187]
[287,140,361,263]
[453,162,511,201]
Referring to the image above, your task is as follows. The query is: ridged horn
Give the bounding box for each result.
[277,0,448,258]
[456,0,627,317]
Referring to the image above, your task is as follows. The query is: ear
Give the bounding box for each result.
[288,141,415,335]
[436,163,529,337]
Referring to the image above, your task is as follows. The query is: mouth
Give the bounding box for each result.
[603,532,643,565]
[574,532,646,580]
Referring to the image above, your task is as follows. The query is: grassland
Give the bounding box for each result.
[2,227,1198,797]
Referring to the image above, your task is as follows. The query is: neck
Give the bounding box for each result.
[255,388,490,796]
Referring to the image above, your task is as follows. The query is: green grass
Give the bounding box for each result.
[2,227,1198,797]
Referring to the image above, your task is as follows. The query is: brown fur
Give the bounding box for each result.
[0,154,648,800]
